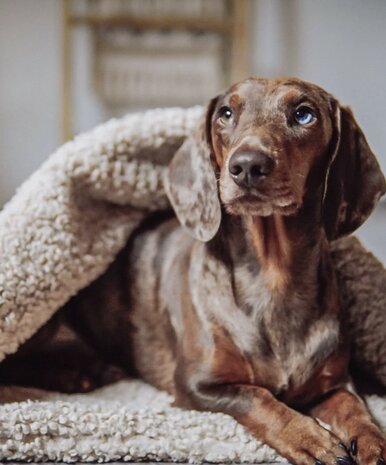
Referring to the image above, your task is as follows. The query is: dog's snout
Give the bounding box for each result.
[229,152,274,188]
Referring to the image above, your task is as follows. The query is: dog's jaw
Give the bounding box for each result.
[222,196,301,217]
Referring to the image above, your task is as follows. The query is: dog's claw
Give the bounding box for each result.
[339,443,349,454]
[336,456,355,465]
[350,439,357,457]
[315,460,326,465]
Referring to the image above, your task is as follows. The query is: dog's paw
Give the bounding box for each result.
[349,430,386,465]
[281,417,355,465]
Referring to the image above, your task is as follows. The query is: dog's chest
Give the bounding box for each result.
[211,312,345,406]
[262,320,344,404]
[203,258,345,406]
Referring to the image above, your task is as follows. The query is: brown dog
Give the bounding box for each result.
[2,77,386,465]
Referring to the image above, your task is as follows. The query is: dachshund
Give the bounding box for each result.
[1,77,386,465]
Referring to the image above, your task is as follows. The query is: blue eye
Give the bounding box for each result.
[294,106,315,125]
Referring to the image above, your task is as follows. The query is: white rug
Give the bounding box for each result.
[0,379,386,463]
[0,380,278,463]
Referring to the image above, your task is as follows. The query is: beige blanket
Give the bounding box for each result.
[0,380,386,463]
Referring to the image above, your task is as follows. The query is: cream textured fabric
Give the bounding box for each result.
[0,380,281,463]
[0,380,386,463]
[0,106,386,462]
[0,106,202,361]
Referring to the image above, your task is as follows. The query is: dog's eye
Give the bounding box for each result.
[218,106,233,123]
[294,106,316,125]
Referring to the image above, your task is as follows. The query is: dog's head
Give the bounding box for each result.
[166,77,386,241]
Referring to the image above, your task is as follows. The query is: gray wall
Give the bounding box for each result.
[0,0,62,205]
[1,0,386,205]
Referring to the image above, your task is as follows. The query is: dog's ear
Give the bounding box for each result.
[165,98,221,242]
[323,103,386,240]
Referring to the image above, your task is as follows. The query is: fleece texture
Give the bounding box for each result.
[0,106,385,462]
[0,106,201,360]
[1,380,386,463]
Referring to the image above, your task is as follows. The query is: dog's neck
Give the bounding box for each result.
[248,214,304,292]
[217,192,334,301]
[246,212,326,294]
[203,192,342,363]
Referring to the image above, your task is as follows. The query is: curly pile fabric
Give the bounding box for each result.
[0,381,281,463]
[0,106,385,462]
[0,106,201,361]
[0,380,385,463]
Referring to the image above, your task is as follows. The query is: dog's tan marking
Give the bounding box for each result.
[248,215,292,292]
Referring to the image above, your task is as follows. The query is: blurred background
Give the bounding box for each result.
[0,0,385,260]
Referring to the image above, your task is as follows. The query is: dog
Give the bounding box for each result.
[2,77,386,465]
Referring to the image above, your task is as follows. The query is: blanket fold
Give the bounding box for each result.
[0,106,202,360]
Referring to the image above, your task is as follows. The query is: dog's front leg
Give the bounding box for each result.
[310,387,386,465]
[175,380,353,465]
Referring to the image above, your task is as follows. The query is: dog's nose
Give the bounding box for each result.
[228,152,274,188]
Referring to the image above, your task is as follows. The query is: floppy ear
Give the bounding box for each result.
[165,98,221,242]
[323,104,386,240]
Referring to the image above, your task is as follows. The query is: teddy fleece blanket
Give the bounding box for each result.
[0,106,386,463]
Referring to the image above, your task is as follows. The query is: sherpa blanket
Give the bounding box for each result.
[0,106,386,463]
[0,380,385,464]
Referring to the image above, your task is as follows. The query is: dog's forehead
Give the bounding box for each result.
[222,78,330,110]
